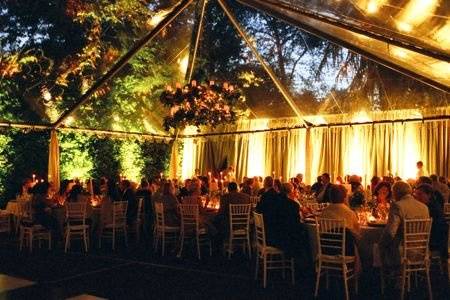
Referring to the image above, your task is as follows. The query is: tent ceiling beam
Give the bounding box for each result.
[52,0,195,129]
[238,0,449,62]
[186,0,208,82]
[181,115,450,138]
[217,0,309,128]
[0,122,171,140]
[237,0,450,93]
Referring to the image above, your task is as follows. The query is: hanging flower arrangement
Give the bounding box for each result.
[160,80,243,131]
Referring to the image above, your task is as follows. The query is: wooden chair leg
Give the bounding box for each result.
[343,268,349,300]
[426,264,433,300]
[400,265,407,300]
[65,229,70,252]
[255,254,259,280]
[263,255,267,288]
[314,261,321,298]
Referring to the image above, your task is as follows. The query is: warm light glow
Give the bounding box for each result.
[65,116,75,125]
[42,89,52,101]
[432,21,450,50]
[148,10,169,27]
[181,126,198,180]
[351,111,372,123]
[391,47,409,59]
[396,21,412,33]
[247,120,269,177]
[178,53,189,74]
[396,0,438,31]
[430,61,450,79]
[305,115,327,125]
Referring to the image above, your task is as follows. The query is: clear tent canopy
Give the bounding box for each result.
[1,0,449,135]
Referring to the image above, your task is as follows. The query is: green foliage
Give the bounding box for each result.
[119,140,144,182]
[89,137,120,180]
[0,130,49,208]
[59,132,94,180]
[141,141,171,179]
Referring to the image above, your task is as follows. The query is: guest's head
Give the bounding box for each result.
[281,182,297,199]
[371,176,381,186]
[439,176,448,185]
[273,179,282,193]
[228,182,238,192]
[121,180,131,190]
[374,181,392,201]
[430,174,438,183]
[296,173,304,183]
[335,176,344,184]
[414,183,433,205]
[321,173,330,184]
[394,176,402,182]
[316,176,322,184]
[416,161,424,169]
[184,179,192,188]
[162,181,175,196]
[59,179,70,196]
[31,182,50,195]
[140,178,149,189]
[263,176,274,189]
[328,184,347,204]
[417,176,432,185]
[392,181,412,201]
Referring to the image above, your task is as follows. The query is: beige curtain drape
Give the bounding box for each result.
[181,119,449,184]
[48,130,60,191]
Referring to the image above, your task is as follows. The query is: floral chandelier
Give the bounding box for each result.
[160,80,243,131]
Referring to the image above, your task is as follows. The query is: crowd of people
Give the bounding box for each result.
[11,161,450,281]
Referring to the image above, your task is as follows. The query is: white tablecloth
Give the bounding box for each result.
[306,223,384,269]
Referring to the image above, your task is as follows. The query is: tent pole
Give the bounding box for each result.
[216,0,309,128]
[186,0,208,82]
[52,0,195,129]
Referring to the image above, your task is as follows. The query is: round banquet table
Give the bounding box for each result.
[305,222,385,270]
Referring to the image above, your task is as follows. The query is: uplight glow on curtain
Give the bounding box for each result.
[247,120,269,177]
[181,126,198,179]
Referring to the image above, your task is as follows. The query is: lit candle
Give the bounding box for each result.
[279,176,282,181]
[220,171,223,179]
[272,171,275,177]
[32,174,36,181]
[160,172,163,178]
[176,82,181,89]
[40,179,44,183]
[191,80,197,87]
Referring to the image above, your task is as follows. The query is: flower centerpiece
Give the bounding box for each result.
[159,80,243,131]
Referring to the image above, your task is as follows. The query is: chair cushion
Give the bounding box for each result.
[320,254,356,263]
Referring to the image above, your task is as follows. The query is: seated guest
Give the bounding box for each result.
[372,181,392,219]
[121,180,137,225]
[295,173,306,189]
[414,184,449,274]
[256,176,280,244]
[31,182,61,240]
[438,176,450,189]
[311,176,323,196]
[317,173,331,203]
[214,182,250,235]
[348,175,365,208]
[370,176,381,194]
[273,179,282,194]
[252,176,262,196]
[431,174,449,205]
[67,183,84,202]
[320,184,361,241]
[178,179,192,200]
[379,181,429,272]
[240,178,253,196]
[154,182,179,226]
[257,181,311,267]
[199,176,209,196]
[417,176,445,208]
[136,178,153,226]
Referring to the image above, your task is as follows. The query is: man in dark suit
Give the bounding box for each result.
[255,176,283,246]
[215,182,250,233]
[121,180,137,225]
